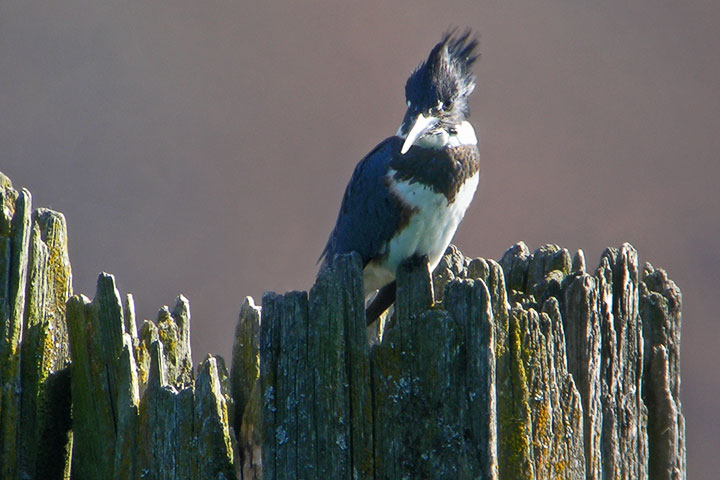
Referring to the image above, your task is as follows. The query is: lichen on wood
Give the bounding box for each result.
[236,242,685,479]
[67,276,240,479]
[1,175,73,479]
[0,171,686,479]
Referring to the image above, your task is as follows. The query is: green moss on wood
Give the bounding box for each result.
[0,171,688,480]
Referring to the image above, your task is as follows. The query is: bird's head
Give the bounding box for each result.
[397,30,479,154]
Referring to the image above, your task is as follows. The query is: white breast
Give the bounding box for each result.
[363,170,479,293]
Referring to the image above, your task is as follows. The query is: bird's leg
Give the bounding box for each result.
[365,281,396,325]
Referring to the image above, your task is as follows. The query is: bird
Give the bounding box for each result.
[319,30,480,325]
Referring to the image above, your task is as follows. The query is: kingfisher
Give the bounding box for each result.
[320,30,480,324]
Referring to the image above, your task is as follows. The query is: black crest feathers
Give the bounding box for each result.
[404,29,479,116]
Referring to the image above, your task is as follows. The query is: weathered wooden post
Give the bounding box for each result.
[66,276,238,480]
[0,171,685,479]
[0,173,73,479]
[234,243,684,480]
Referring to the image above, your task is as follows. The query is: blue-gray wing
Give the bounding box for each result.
[320,136,403,267]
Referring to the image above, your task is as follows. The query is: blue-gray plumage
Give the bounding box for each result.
[322,137,404,265]
[320,30,480,324]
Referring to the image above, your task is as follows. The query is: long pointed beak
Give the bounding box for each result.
[400,113,436,154]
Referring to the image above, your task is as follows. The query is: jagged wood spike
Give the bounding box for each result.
[231,296,263,479]
[373,258,498,479]
[195,356,238,480]
[499,241,530,293]
[20,207,73,479]
[563,273,603,479]
[137,367,195,480]
[336,254,374,479]
[521,306,585,478]
[370,257,434,478]
[239,376,263,480]
[154,295,193,389]
[444,278,498,480]
[67,293,117,480]
[308,252,372,478]
[258,290,311,480]
[113,335,140,480]
[497,307,535,480]
[395,254,434,326]
[231,296,261,435]
[612,244,649,480]
[0,182,32,479]
[432,244,467,301]
[543,298,587,477]
[67,273,142,480]
[640,264,685,479]
[310,265,351,479]
[136,319,159,393]
[526,244,571,295]
[124,293,138,340]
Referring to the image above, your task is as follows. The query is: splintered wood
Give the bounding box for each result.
[0,172,685,479]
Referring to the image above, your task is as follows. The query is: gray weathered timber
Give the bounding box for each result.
[67,275,240,480]
[0,171,686,479]
[492,242,685,480]
[231,297,261,434]
[563,270,603,479]
[233,297,263,480]
[641,263,685,479]
[0,174,73,480]
[238,242,684,479]
[0,175,32,479]
[309,253,372,479]
[371,257,497,479]
[255,253,373,480]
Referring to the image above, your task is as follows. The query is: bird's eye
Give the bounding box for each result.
[448,127,458,135]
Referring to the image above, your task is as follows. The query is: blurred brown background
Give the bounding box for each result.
[2,1,718,476]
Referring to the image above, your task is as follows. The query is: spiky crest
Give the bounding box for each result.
[404,29,479,119]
